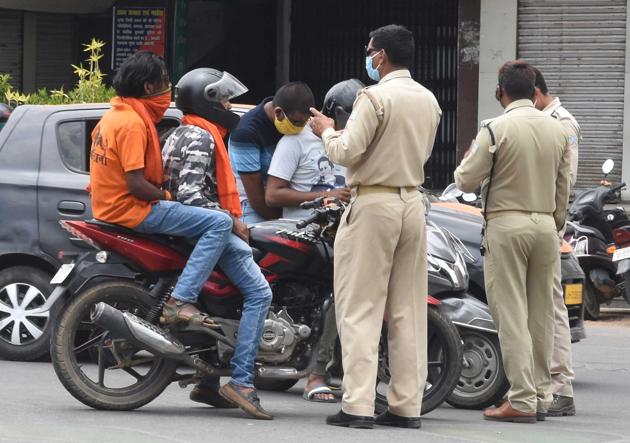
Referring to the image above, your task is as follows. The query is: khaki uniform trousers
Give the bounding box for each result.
[550,253,575,397]
[484,212,558,413]
[334,187,427,417]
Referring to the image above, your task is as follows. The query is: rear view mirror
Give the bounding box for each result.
[602,159,614,175]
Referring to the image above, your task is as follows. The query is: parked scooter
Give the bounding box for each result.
[422,220,509,409]
[565,159,628,319]
[428,187,586,342]
[49,198,463,415]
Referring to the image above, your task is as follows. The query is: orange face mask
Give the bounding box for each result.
[141,88,171,123]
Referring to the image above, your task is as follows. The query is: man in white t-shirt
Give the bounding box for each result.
[265,79,364,403]
[266,125,350,219]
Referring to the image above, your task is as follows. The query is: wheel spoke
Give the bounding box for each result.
[24,309,49,318]
[5,284,19,309]
[11,319,22,344]
[0,316,14,331]
[73,332,107,354]
[21,318,43,339]
[0,301,12,314]
[122,366,144,381]
[21,286,41,309]
[97,345,106,387]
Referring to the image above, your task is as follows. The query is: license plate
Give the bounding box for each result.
[564,283,583,305]
[613,246,630,261]
[50,263,75,285]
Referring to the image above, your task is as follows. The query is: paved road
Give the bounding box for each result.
[1,312,629,443]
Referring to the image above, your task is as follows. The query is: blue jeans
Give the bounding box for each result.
[241,199,265,224]
[135,201,233,303]
[136,201,272,387]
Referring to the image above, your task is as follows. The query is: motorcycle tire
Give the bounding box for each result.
[374,306,463,415]
[583,278,601,320]
[51,281,178,410]
[446,330,509,409]
[254,377,299,392]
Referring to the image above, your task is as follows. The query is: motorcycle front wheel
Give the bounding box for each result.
[375,306,463,415]
[51,281,178,410]
[446,330,509,409]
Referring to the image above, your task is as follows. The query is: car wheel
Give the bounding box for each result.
[0,266,59,361]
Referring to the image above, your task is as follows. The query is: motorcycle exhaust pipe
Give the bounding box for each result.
[91,302,186,358]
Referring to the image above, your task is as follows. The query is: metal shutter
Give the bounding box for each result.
[0,9,23,90]
[517,0,627,188]
[35,14,76,90]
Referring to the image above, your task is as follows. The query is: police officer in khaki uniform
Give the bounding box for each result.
[310,24,441,429]
[533,67,581,417]
[454,60,571,423]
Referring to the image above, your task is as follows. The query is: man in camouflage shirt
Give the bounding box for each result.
[163,125,222,210]
[161,68,274,420]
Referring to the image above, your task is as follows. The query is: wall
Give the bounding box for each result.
[477,0,517,126]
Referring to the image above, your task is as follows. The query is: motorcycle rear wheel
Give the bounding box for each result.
[51,281,178,410]
[583,278,601,320]
[375,306,463,415]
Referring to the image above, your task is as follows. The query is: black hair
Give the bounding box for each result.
[498,60,536,100]
[318,156,334,169]
[112,51,169,98]
[272,81,315,115]
[369,24,414,68]
[532,67,549,95]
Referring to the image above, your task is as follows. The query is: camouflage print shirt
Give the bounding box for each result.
[162,125,220,209]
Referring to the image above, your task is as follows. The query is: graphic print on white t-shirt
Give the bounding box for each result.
[268,126,346,220]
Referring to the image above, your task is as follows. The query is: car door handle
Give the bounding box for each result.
[58,201,86,214]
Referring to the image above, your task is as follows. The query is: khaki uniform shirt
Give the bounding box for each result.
[454,99,571,230]
[321,70,442,187]
[543,97,580,186]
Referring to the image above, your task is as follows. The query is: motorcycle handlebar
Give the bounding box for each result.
[300,197,324,210]
[296,212,321,229]
[610,182,626,193]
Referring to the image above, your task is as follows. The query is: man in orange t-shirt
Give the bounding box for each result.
[90,51,238,333]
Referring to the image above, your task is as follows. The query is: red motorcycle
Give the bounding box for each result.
[49,199,461,414]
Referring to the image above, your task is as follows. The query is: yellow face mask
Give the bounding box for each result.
[274,112,305,135]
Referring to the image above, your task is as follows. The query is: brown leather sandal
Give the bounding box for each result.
[160,299,219,329]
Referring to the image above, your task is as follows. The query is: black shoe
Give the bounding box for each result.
[326,410,374,429]
[375,410,421,429]
[547,395,576,417]
[536,411,547,422]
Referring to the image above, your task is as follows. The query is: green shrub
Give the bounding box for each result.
[2,38,115,107]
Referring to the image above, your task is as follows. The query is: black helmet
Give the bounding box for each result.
[175,68,248,131]
[322,79,365,130]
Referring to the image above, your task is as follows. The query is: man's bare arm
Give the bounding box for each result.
[265,176,351,207]
[240,172,281,220]
[125,169,168,201]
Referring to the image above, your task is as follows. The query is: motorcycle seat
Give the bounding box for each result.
[87,219,194,257]
[87,220,264,262]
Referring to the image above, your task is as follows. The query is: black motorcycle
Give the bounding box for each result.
[565,159,628,319]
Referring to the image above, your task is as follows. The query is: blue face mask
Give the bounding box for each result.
[365,50,382,82]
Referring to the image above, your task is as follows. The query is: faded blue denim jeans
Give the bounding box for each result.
[135,201,272,387]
